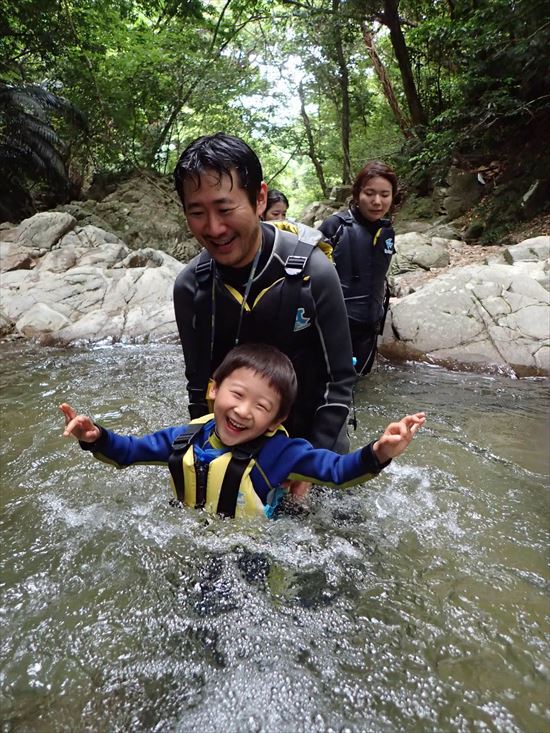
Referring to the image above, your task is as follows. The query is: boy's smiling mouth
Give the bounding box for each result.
[227,416,246,431]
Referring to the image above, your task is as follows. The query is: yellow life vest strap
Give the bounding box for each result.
[168,415,212,506]
[216,434,269,517]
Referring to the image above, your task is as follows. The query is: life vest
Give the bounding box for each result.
[271,220,334,262]
[191,225,329,421]
[167,415,287,519]
[331,211,395,329]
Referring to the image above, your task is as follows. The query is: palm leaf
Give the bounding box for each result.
[0,81,88,219]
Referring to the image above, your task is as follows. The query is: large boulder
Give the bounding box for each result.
[299,200,344,228]
[380,237,550,376]
[391,232,451,273]
[0,213,184,345]
[56,173,199,262]
[433,166,485,220]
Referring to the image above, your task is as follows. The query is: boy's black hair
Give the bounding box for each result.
[212,343,297,421]
[174,132,263,209]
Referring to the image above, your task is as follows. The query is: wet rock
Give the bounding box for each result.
[1,212,183,345]
[381,237,550,376]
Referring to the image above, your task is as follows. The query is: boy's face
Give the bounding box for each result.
[209,367,283,446]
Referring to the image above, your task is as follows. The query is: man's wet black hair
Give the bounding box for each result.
[174,132,263,209]
[212,343,297,421]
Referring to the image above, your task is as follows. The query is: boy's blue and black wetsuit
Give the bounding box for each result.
[173,223,356,453]
[80,415,390,520]
[319,207,395,376]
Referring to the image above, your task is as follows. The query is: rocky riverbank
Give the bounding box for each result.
[1,207,548,377]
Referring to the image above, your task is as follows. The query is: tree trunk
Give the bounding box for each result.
[298,83,329,198]
[382,0,427,128]
[363,26,412,138]
[333,0,353,184]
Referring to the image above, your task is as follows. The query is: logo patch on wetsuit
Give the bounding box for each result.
[384,237,394,255]
[294,307,311,332]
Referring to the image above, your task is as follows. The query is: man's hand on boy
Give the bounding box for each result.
[288,479,312,500]
[373,412,425,465]
[59,403,101,443]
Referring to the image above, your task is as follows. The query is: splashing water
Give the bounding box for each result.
[1,343,548,732]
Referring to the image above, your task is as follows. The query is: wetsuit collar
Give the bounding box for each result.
[350,204,390,233]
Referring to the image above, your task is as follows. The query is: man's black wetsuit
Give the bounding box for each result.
[173,222,356,452]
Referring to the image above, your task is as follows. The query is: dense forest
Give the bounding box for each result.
[1,0,549,239]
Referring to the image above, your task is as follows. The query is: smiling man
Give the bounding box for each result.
[173,133,355,466]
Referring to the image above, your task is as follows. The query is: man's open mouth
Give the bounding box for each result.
[210,236,236,249]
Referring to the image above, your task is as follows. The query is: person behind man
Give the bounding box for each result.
[172,133,356,471]
[60,343,425,520]
[262,189,289,221]
[319,162,398,376]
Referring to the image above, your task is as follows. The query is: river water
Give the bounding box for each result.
[1,343,548,733]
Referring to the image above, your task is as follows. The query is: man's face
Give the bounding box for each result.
[182,170,267,268]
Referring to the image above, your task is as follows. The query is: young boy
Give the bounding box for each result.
[60,343,425,519]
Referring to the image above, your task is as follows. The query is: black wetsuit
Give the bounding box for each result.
[173,222,356,452]
[319,207,395,375]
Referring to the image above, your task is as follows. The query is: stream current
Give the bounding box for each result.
[1,343,548,732]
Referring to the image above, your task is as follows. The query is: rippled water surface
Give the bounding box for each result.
[1,343,549,733]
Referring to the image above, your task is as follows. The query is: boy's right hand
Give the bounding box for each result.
[59,403,101,443]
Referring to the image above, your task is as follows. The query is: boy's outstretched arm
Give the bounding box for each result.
[373,412,426,464]
[60,403,101,443]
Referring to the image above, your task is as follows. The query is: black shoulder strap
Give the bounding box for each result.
[191,250,215,406]
[168,423,204,504]
[278,233,317,352]
[331,210,353,244]
[216,435,269,518]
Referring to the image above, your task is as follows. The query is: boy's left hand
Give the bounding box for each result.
[373,412,426,464]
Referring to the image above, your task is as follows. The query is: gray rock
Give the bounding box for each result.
[0,212,184,345]
[0,241,39,272]
[433,166,484,220]
[381,243,550,375]
[394,219,434,235]
[502,236,549,264]
[329,185,352,204]
[391,232,450,275]
[16,212,76,250]
[423,220,462,241]
[56,174,191,261]
[299,201,343,227]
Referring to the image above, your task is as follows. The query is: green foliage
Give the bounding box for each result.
[398,0,550,185]
[0,0,547,225]
[0,82,87,219]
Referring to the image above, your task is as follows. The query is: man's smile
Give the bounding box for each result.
[207,235,236,248]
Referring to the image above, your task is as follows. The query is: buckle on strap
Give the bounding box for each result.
[284,254,308,277]
[171,424,203,453]
[171,434,193,454]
